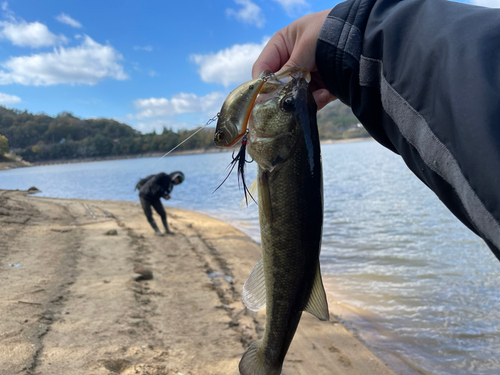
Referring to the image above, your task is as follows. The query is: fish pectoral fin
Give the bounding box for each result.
[240,178,259,210]
[242,257,266,311]
[304,263,330,321]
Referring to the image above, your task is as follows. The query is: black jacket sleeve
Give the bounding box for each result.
[316,0,500,259]
[139,173,172,201]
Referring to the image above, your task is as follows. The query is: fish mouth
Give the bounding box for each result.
[262,68,309,99]
[270,67,311,85]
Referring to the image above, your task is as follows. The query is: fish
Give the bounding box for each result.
[239,67,329,375]
[214,67,309,148]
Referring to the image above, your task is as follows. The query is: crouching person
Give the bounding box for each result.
[136,171,184,236]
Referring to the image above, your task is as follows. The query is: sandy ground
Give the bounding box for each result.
[0,189,396,375]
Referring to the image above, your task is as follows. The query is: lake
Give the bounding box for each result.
[1,140,499,375]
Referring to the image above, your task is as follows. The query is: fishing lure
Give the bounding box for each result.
[213,132,256,207]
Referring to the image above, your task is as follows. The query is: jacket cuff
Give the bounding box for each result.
[316,0,376,105]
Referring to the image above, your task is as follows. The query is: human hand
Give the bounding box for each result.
[252,9,336,110]
[163,194,171,200]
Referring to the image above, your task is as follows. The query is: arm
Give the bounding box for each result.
[317,0,500,258]
[254,0,500,258]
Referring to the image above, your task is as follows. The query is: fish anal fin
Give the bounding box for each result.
[242,258,266,311]
[304,263,330,321]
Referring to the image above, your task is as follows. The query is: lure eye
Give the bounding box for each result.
[281,96,295,112]
[214,130,224,142]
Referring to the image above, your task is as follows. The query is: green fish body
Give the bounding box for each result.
[240,68,329,375]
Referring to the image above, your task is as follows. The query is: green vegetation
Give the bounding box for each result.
[0,101,368,163]
[0,134,8,156]
[317,100,370,140]
[0,106,214,162]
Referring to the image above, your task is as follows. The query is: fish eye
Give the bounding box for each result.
[281,96,295,112]
[249,85,254,90]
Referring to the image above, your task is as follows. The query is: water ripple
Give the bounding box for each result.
[2,142,500,374]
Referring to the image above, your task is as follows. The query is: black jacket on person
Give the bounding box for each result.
[316,0,500,259]
[138,173,173,201]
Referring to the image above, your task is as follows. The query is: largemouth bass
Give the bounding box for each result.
[239,68,329,375]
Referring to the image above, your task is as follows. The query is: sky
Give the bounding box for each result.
[0,0,497,134]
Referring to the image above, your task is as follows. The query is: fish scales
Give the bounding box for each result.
[258,138,322,368]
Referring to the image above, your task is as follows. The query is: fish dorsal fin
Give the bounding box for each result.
[240,178,259,210]
[304,263,330,321]
[242,258,266,311]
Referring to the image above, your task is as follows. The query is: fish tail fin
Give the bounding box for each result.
[239,341,281,375]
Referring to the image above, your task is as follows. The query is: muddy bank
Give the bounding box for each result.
[0,190,395,375]
[0,157,32,170]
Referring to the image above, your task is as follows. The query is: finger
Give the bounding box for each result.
[313,89,337,111]
[275,10,330,74]
[252,31,290,79]
[281,40,315,72]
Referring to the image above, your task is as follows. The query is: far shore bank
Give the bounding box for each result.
[0,157,33,171]
[0,136,373,170]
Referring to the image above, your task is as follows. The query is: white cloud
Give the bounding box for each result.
[134,45,153,52]
[226,0,265,28]
[0,35,128,86]
[128,90,227,133]
[134,119,193,133]
[471,0,500,7]
[1,2,15,22]
[272,0,309,16]
[56,13,82,28]
[133,91,225,119]
[0,20,68,47]
[190,38,269,87]
[0,91,20,104]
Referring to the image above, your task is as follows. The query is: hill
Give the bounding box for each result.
[318,100,370,140]
[0,101,368,163]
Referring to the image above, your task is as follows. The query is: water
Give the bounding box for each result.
[1,141,500,374]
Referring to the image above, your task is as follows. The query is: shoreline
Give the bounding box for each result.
[0,136,373,170]
[0,189,395,375]
[0,157,33,171]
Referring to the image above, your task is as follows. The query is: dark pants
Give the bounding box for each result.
[140,197,169,233]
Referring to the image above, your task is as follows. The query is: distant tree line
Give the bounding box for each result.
[0,102,368,163]
[0,107,215,162]
[317,100,370,140]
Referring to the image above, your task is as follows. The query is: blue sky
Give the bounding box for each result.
[0,0,493,133]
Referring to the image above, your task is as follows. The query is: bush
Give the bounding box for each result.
[0,135,8,156]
